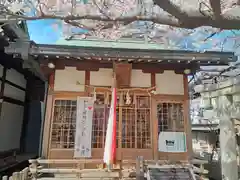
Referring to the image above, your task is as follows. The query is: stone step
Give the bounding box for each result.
[148,167,195,180]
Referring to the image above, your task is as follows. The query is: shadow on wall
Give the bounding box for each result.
[23,77,46,156]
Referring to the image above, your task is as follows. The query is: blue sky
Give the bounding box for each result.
[27,19,62,44]
[26,19,240,54]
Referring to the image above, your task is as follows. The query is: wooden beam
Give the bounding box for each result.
[41,59,199,73]
[2,96,24,106]
[114,63,132,88]
[4,80,26,91]
[183,74,193,160]
[19,76,30,152]
[0,67,7,116]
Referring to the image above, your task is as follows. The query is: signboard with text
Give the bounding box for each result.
[158,132,187,152]
[74,97,94,157]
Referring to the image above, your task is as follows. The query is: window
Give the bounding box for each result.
[50,96,109,149]
[92,104,108,148]
[157,102,184,134]
[51,100,77,148]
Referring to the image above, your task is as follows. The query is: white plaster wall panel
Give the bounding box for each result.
[203,110,218,120]
[90,68,112,86]
[130,70,151,87]
[54,67,85,91]
[155,70,184,95]
[0,64,3,77]
[192,131,213,154]
[6,68,26,88]
[0,102,24,151]
[4,84,25,102]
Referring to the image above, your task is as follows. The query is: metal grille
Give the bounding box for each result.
[122,108,135,148]
[136,96,151,148]
[92,104,108,148]
[92,94,107,148]
[157,102,184,133]
[121,95,151,149]
[51,100,77,148]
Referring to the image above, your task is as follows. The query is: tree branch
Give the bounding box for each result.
[152,0,189,21]
[2,12,181,27]
[209,0,221,20]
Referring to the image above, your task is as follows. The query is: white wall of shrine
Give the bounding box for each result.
[54,67,85,91]
[53,67,184,95]
[90,68,112,86]
[156,71,184,95]
[131,69,151,87]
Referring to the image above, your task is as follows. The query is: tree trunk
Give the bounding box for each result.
[219,95,238,180]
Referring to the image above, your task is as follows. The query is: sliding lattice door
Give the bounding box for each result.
[156,100,187,160]
[49,92,153,160]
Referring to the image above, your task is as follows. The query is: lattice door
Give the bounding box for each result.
[156,100,187,160]
[49,92,152,160]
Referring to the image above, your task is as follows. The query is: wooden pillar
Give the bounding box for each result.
[41,71,55,158]
[38,81,49,156]
[183,74,193,161]
[218,95,238,180]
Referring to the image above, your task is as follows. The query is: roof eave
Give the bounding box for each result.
[5,41,237,66]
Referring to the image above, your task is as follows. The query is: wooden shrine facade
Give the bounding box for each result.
[4,42,236,165]
[43,64,190,162]
[32,45,235,165]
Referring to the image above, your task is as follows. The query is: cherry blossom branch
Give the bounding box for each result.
[1,0,240,45]
[1,12,180,27]
[2,6,240,30]
[209,0,221,20]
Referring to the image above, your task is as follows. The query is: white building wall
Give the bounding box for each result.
[156,70,184,95]
[54,67,85,91]
[54,68,185,95]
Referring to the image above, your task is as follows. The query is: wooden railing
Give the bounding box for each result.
[26,158,210,180]
[0,158,210,180]
[28,159,137,179]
